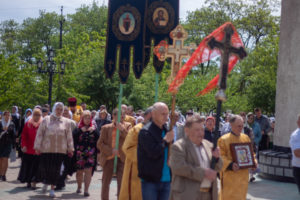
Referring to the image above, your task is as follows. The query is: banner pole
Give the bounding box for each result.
[155,73,159,102]
[113,83,123,174]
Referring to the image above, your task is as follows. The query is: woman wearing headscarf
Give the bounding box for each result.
[0,111,16,181]
[18,108,43,189]
[95,109,112,135]
[73,110,99,197]
[34,102,74,198]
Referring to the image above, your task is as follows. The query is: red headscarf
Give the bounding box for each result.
[78,110,93,129]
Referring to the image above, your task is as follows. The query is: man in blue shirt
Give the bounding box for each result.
[138,102,174,200]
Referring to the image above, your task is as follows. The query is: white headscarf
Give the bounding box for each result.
[52,102,64,119]
[12,106,20,119]
[1,111,11,129]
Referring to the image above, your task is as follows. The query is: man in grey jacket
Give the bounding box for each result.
[169,115,223,200]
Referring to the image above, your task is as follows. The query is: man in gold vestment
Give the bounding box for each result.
[121,104,136,127]
[68,97,83,124]
[119,107,152,200]
[218,115,257,200]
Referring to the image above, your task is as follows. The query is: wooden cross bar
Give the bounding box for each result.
[207,24,247,101]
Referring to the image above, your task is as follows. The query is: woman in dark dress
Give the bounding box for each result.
[18,108,42,189]
[0,111,16,181]
[73,110,99,197]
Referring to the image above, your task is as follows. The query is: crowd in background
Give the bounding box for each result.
[0,98,277,199]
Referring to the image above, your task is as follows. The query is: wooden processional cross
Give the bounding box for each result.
[154,25,196,128]
[208,24,247,168]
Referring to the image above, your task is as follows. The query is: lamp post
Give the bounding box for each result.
[37,48,66,108]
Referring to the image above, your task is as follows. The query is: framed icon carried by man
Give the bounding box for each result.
[230,143,256,169]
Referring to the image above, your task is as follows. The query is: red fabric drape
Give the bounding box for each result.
[167,22,245,95]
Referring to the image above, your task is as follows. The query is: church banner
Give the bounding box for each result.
[144,0,179,73]
[105,0,146,83]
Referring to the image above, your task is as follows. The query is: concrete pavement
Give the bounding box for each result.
[0,158,299,200]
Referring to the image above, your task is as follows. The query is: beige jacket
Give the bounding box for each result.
[169,137,223,200]
[34,115,74,154]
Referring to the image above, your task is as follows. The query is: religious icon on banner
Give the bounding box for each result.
[146,1,175,35]
[119,12,135,35]
[153,8,169,27]
[230,143,256,169]
[112,5,141,41]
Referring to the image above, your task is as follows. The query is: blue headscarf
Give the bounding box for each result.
[24,108,33,123]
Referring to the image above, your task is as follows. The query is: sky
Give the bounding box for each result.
[0,0,205,23]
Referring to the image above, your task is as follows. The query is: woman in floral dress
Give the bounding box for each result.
[73,110,99,197]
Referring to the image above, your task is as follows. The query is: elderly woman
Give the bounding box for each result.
[95,109,112,135]
[18,108,42,189]
[73,110,99,197]
[34,102,74,198]
[0,111,16,181]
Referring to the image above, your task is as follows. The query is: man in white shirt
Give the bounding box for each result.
[290,113,300,193]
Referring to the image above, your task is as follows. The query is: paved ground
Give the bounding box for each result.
[0,158,299,200]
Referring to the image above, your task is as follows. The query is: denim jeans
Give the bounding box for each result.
[142,181,170,200]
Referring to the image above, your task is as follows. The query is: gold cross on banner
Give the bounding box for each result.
[154,25,196,82]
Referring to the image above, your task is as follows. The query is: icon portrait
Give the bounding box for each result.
[153,7,169,27]
[119,12,135,35]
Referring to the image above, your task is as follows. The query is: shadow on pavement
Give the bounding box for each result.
[58,193,87,199]
[27,194,52,199]
[6,186,28,194]
[7,180,21,184]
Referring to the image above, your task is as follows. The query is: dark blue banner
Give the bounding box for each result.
[105,0,146,83]
[145,0,179,73]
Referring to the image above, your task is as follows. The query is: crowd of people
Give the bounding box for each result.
[0,98,282,199]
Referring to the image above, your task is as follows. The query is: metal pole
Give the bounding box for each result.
[155,73,159,102]
[113,83,123,174]
[59,6,63,49]
[48,72,53,108]
[210,100,222,169]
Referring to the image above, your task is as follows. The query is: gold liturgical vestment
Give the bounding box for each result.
[218,133,254,200]
[70,105,83,124]
[119,123,143,200]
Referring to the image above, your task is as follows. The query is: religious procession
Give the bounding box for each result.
[1,0,300,200]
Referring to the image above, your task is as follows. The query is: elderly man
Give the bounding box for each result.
[97,109,132,200]
[169,115,223,200]
[290,114,300,193]
[138,102,174,200]
[218,115,257,200]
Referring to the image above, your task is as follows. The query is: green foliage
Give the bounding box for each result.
[0,0,280,115]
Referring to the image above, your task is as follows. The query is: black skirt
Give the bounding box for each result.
[0,144,12,158]
[36,153,65,185]
[18,153,40,183]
